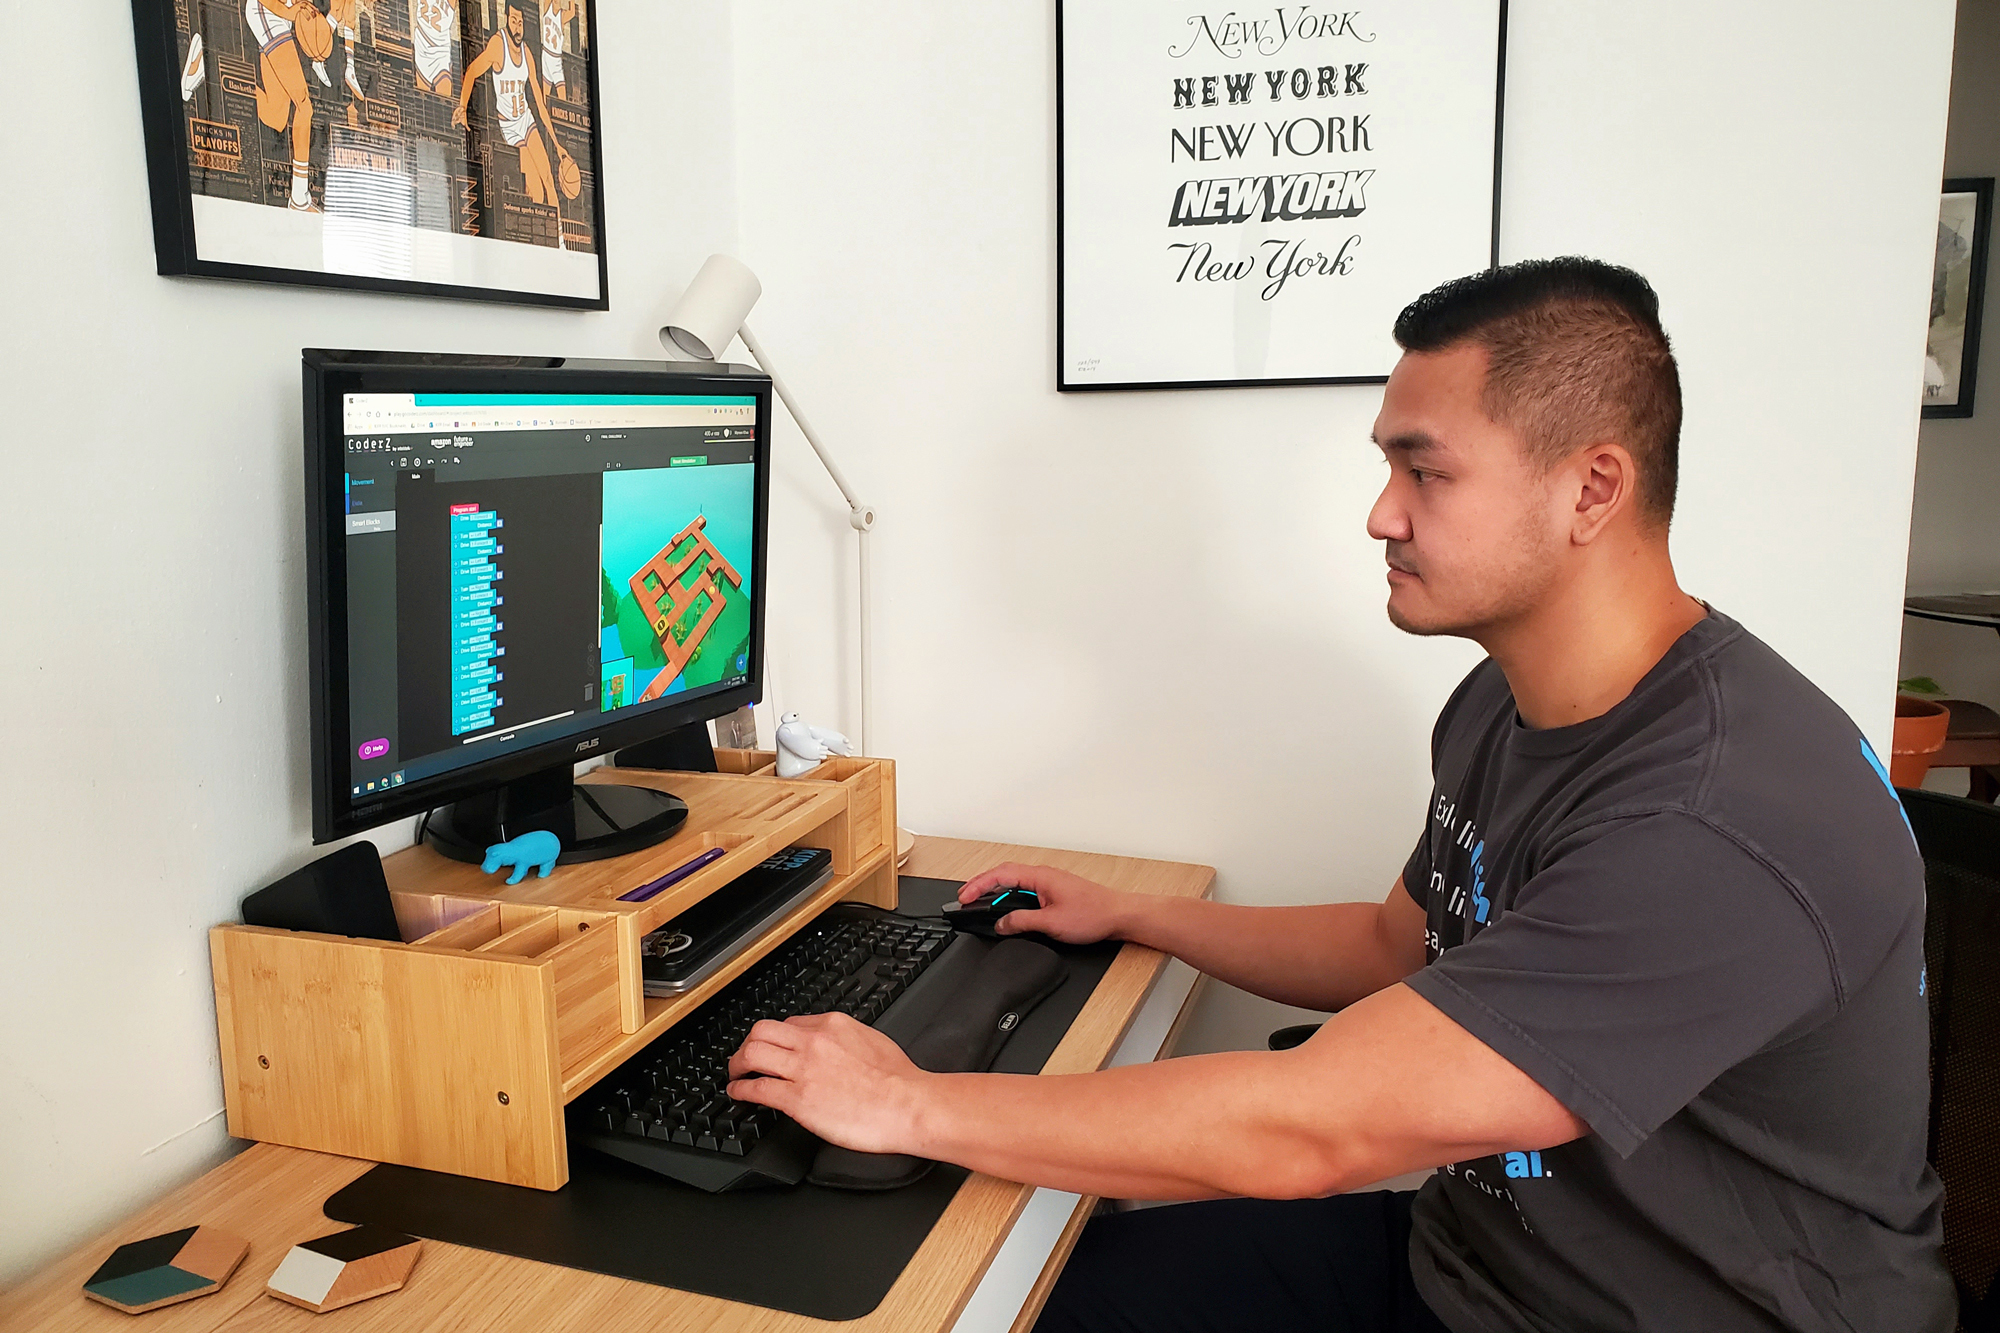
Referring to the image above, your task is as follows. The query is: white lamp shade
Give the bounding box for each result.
[660,254,762,360]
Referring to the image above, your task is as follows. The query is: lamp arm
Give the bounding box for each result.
[858,527,873,760]
[738,323,874,533]
[735,320,875,756]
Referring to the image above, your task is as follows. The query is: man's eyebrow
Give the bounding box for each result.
[1371,430,1445,459]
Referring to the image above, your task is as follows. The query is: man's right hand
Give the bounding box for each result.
[957,863,1137,945]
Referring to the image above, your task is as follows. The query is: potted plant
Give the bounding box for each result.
[1891,681,1952,789]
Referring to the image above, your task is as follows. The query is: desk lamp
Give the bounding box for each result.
[661,254,879,756]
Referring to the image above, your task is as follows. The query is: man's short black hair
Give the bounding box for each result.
[1393,257,1683,528]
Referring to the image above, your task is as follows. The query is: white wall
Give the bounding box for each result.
[1901,0,2000,712]
[0,0,1956,1286]
[729,0,1955,1061]
[0,2,741,1284]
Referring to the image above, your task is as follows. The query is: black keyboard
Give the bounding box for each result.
[570,903,970,1192]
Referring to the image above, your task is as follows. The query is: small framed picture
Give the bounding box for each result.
[1924,178,1992,419]
[130,0,609,309]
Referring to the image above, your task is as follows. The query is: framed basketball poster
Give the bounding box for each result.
[130,0,609,308]
[1058,0,1506,390]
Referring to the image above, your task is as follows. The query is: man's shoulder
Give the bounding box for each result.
[1584,617,1924,990]
[1697,624,1923,933]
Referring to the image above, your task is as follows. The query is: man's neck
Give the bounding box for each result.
[1481,548,1707,731]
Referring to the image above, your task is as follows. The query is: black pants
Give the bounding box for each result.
[1033,1191,1453,1333]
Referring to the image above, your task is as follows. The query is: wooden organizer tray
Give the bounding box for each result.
[209,751,897,1190]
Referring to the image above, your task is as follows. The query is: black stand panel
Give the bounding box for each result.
[612,718,718,773]
[325,876,1122,1321]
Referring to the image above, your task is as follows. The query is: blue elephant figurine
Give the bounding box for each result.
[482,830,561,885]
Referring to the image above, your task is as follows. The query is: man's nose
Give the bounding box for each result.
[1367,483,1409,543]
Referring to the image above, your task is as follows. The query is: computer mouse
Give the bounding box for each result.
[941,887,1042,938]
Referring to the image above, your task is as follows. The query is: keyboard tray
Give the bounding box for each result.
[323,876,1123,1321]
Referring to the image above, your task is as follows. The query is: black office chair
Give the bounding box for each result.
[1267,792,2000,1330]
[1904,788,2000,1332]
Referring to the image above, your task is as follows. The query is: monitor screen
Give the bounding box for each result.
[307,355,772,843]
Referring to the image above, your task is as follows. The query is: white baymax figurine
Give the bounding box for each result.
[774,712,855,778]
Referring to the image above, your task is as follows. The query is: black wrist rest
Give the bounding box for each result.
[808,937,1067,1190]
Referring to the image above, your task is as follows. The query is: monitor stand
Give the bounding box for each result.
[423,757,690,866]
[610,718,719,773]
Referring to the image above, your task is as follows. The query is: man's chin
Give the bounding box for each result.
[1386,594,1460,638]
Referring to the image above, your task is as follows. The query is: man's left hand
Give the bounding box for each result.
[726,1014,930,1155]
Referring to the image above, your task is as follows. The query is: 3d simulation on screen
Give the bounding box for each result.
[599,465,755,713]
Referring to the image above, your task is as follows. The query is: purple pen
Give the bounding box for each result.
[617,846,727,902]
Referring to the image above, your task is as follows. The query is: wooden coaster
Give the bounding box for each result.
[82,1225,249,1314]
[265,1226,422,1314]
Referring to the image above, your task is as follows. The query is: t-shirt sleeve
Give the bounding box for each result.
[1403,811,1837,1157]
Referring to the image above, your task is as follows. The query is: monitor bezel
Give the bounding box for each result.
[303,349,774,845]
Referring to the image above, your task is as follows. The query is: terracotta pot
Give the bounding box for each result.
[1890,695,1951,788]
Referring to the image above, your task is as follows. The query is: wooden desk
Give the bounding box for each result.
[0,836,1213,1333]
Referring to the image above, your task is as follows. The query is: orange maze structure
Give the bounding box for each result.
[629,515,745,702]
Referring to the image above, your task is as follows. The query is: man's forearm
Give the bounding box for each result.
[1115,893,1420,1012]
[727,978,1585,1204]
[911,1051,1356,1201]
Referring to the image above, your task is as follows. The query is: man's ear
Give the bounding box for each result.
[1569,443,1635,546]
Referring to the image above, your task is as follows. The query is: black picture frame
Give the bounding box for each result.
[130,0,610,309]
[1056,0,1508,392]
[1924,177,1991,419]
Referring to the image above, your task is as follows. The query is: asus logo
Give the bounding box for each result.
[575,738,601,753]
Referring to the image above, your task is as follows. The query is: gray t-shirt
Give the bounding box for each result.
[1401,610,1952,1333]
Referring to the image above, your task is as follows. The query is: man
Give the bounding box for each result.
[540,0,580,102]
[314,0,370,109]
[454,2,575,224]
[180,29,206,104]
[726,259,1954,1332]
[410,0,457,99]
[243,0,318,211]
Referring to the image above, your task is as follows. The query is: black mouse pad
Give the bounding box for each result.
[323,875,1120,1321]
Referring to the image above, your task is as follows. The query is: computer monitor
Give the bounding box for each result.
[303,349,773,863]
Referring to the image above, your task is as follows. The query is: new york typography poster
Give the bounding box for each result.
[1059,1,1505,389]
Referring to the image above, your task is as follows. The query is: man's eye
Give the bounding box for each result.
[1409,469,1430,485]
